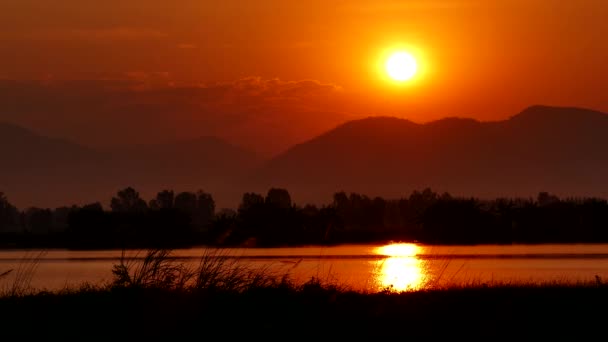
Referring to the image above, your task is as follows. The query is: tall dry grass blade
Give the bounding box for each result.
[0,269,13,279]
[5,250,47,296]
[112,249,194,290]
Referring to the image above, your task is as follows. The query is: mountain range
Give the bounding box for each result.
[253,105,608,203]
[2,105,608,209]
[0,122,261,209]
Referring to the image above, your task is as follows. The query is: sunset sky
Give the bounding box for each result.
[2,0,607,155]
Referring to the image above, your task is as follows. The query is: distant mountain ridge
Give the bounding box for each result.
[2,105,608,209]
[251,105,608,203]
[0,124,261,208]
[0,122,98,167]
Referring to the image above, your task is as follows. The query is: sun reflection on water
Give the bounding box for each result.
[372,243,427,292]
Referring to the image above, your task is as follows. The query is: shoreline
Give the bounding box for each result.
[4,240,608,251]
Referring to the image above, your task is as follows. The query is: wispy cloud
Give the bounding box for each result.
[0,77,351,155]
[221,77,342,98]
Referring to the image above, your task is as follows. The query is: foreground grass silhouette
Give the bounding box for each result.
[1,249,607,338]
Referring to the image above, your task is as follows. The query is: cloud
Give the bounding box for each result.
[221,77,342,99]
[125,71,171,79]
[0,77,352,156]
[123,71,173,88]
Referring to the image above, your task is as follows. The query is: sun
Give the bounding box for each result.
[385,51,418,82]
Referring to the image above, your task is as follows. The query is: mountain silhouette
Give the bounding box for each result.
[3,105,608,208]
[252,105,608,203]
[104,136,260,186]
[0,124,260,208]
[0,122,98,168]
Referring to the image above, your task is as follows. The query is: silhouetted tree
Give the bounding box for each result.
[265,188,292,209]
[208,208,237,245]
[110,187,148,213]
[404,188,440,226]
[52,206,75,232]
[239,193,265,212]
[333,192,349,209]
[382,200,404,232]
[0,193,20,233]
[232,190,302,246]
[175,192,197,214]
[298,204,336,243]
[150,190,175,210]
[148,200,159,210]
[538,192,560,206]
[231,192,266,244]
[6,186,608,248]
[24,207,53,234]
[217,208,237,217]
[83,202,104,212]
[420,199,498,244]
[195,190,215,228]
[67,202,113,248]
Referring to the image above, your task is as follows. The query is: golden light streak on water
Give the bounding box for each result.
[372,243,427,291]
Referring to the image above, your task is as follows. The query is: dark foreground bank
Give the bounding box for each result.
[1,283,608,339]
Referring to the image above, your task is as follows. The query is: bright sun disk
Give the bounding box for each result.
[385,51,418,82]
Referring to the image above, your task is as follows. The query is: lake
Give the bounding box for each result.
[2,243,608,292]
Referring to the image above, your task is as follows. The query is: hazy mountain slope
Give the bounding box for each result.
[252,105,608,203]
[0,124,261,208]
[0,122,98,168]
[4,105,608,209]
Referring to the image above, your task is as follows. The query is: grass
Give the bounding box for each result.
[2,249,608,338]
[109,248,320,292]
[0,250,46,297]
[111,249,193,290]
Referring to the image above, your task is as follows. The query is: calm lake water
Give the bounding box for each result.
[3,243,608,292]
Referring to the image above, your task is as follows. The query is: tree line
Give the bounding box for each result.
[1,188,608,248]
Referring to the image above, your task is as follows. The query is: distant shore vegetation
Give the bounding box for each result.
[1,187,608,248]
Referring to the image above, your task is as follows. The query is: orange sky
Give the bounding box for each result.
[1,0,607,154]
